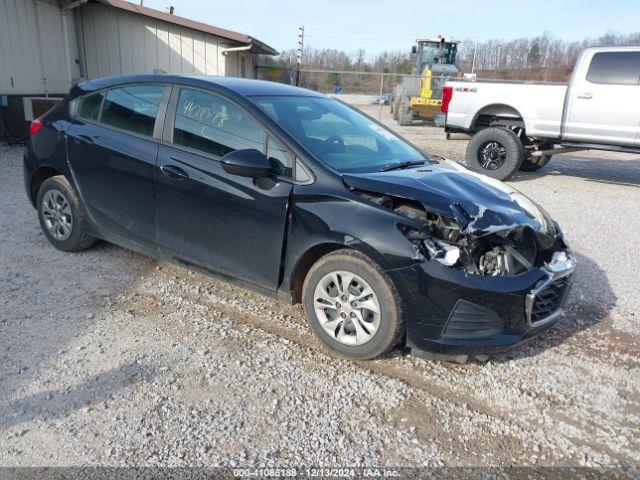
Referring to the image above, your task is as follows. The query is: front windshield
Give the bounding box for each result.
[418,43,456,70]
[253,96,429,173]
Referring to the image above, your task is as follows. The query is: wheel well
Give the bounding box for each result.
[30,167,60,207]
[290,243,346,304]
[472,104,524,132]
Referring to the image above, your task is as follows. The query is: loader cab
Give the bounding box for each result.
[413,38,459,75]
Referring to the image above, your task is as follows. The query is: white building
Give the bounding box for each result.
[0,0,277,139]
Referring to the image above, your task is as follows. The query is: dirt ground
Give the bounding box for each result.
[1,106,639,470]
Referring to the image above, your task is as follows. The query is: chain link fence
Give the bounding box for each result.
[255,65,565,122]
[256,66,427,119]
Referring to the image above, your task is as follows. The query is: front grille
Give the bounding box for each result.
[530,277,570,324]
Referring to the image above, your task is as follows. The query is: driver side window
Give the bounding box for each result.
[173,88,265,158]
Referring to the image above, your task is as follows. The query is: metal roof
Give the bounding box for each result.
[416,38,461,44]
[72,0,278,55]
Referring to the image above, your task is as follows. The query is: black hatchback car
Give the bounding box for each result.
[24,75,576,360]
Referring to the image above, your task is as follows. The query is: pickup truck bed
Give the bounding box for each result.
[445,81,567,139]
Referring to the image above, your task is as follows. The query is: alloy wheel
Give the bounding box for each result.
[479,141,507,170]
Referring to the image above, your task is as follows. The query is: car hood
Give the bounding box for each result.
[342,160,557,238]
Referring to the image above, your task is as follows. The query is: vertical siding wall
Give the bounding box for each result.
[80,3,235,78]
[0,0,79,95]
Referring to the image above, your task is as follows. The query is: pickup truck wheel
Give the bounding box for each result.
[302,249,404,360]
[466,127,524,180]
[520,154,551,172]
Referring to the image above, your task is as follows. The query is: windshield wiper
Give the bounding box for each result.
[379,160,427,172]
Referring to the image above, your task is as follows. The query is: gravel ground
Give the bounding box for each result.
[1,108,639,471]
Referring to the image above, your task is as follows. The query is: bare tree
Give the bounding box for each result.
[265,31,640,83]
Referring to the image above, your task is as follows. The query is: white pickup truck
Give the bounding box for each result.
[442,46,640,179]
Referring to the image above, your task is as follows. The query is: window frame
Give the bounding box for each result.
[265,132,296,179]
[76,91,106,123]
[163,85,309,183]
[585,51,640,86]
[74,82,171,141]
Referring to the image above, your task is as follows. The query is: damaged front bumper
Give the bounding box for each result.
[389,251,576,356]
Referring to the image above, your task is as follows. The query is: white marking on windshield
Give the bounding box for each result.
[367,124,398,141]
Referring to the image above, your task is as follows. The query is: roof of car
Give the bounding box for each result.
[77,75,326,98]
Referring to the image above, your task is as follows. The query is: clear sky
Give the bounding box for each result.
[139,0,640,56]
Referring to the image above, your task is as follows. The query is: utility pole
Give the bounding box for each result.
[471,37,478,73]
[295,25,304,86]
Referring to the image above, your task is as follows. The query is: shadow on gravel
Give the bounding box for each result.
[509,155,640,188]
[488,250,615,364]
[0,362,153,432]
[0,146,156,415]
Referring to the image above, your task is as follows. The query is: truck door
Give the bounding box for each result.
[563,49,640,146]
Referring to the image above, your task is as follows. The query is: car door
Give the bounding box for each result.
[563,50,640,146]
[155,86,294,290]
[66,84,169,246]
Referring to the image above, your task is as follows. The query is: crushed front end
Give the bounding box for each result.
[388,247,575,356]
[344,160,576,356]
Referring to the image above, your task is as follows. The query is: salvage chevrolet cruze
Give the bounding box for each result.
[24,75,576,360]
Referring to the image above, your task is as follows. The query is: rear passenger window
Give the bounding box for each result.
[586,52,640,85]
[100,85,165,137]
[173,88,265,158]
[78,92,104,121]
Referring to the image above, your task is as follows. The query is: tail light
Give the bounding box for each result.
[441,86,453,113]
[29,117,43,137]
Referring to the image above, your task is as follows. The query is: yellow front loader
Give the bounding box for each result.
[393,37,460,125]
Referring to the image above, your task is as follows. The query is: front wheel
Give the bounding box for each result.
[302,249,404,360]
[520,154,552,172]
[465,127,525,180]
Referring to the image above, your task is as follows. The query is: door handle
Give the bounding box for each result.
[160,164,189,180]
[577,92,592,99]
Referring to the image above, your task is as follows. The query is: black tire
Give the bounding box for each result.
[397,95,413,126]
[37,175,95,252]
[520,154,551,172]
[302,249,404,360]
[465,127,525,180]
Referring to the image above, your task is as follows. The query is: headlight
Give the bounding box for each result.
[423,238,460,267]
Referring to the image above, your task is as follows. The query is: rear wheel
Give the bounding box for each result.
[391,97,399,121]
[302,249,404,360]
[520,140,553,171]
[397,95,413,126]
[465,127,525,180]
[37,176,95,252]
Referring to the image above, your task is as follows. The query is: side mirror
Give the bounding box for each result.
[411,46,417,54]
[221,149,271,178]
